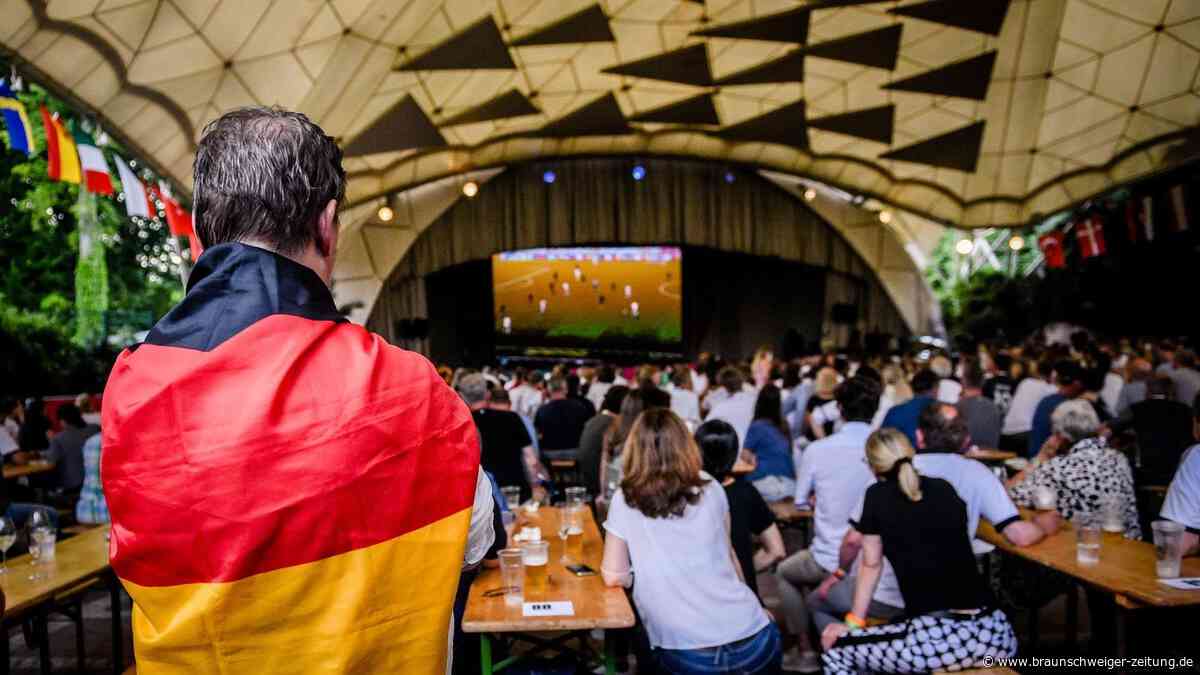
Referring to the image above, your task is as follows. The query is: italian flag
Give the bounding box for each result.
[39,105,80,184]
[74,128,114,195]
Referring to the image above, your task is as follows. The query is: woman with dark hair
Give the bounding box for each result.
[744,385,796,502]
[602,409,782,674]
[578,385,630,498]
[598,388,666,503]
[820,428,1018,673]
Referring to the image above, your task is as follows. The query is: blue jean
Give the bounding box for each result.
[654,622,782,675]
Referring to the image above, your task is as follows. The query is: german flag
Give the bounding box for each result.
[102,243,480,674]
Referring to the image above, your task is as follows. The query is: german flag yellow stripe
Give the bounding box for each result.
[122,508,470,674]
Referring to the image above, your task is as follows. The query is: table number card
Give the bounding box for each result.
[523,601,575,617]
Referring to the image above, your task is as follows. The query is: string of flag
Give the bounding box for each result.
[1,79,202,258]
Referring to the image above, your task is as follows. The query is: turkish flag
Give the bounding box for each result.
[1076,215,1107,258]
[1039,231,1066,269]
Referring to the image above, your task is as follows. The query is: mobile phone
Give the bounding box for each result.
[566,563,597,577]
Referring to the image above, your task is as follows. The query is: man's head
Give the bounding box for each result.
[694,419,740,480]
[671,366,693,390]
[1052,359,1084,396]
[547,376,568,399]
[597,365,616,384]
[193,107,346,284]
[911,368,939,396]
[960,358,985,392]
[718,366,744,394]
[930,354,953,379]
[601,385,630,415]
[1147,376,1176,400]
[835,376,882,424]
[993,352,1013,376]
[489,387,512,410]
[916,402,969,454]
[1050,399,1101,444]
[1178,349,1197,370]
[456,373,489,409]
[57,403,85,429]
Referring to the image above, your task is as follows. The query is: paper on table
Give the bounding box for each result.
[523,601,575,617]
[1158,577,1200,590]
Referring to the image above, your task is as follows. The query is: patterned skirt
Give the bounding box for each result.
[822,607,1017,674]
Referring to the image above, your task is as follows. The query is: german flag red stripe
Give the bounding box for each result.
[102,315,479,587]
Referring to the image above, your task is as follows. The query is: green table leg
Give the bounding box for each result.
[481,633,493,675]
[604,630,616,675]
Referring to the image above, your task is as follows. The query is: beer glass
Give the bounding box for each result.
[522,540,550,596]
[559,504,585,564]
[498,549,525,607]
[1153,520,1185,578]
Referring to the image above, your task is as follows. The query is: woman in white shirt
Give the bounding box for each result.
[602,408,781,674]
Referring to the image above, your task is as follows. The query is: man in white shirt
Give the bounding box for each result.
[509,369,544,420]
[586,365,616,412]
[1001,364,1057,442]
[1161,406,1200,557]
[808,402,1058,634]
[668,367,702,429]
[932,354,962,404]
[775,377,879,673]
[707,367,758,447]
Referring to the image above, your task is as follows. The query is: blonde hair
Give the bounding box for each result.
[814,367,839,398]
[865,428,923,502]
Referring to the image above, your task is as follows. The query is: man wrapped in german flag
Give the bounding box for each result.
[102,108,493,674]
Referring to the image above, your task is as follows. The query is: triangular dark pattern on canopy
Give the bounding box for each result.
[715,99,808,150]
[889,0,1011,36]
[691,6,810,43]
[601,43,714,87]
[395,15,515,70]
[803,24,902,71]
[629,93,720,125]
[882,51,998,101]
[716,49,804,85]
[439,89,539,127]
[808,104,894,144]
[342,95,446,156]
[509,4,614,47]
[879,121,986,172]
[536,92,631,137]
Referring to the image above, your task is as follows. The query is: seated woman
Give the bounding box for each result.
[744,384,797,502]
[602,409,782,674]
[1008,399,1141,538]
[695,419,786,598]
[821,428,1017,673]
[804,368,841,442]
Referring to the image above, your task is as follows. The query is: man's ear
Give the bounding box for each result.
[315,199,339,258]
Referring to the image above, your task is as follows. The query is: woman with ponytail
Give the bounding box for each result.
[820,428,1018,674]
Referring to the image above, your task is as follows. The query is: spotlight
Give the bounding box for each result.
[631,164,646,181]
[724,171,735,184]
[1008,235,1025,251]
[462,181,478,197]
[543,170,556,184]
[878,210,892,224]
[377,205,394,222]
[803,188,816,201]
[955,238,974,255]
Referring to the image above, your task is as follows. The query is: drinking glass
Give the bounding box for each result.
[564,486,587,506]
[497,548,525,608]
[1033,485,1057,511]
[522,540,550,597]
[1101,495,1125,533]
[559,504,585,564]
[1152,520,1185,578]
[501,486,521,511]
[0,516,15,574]
[1075,517,1101,565]
[27,508,55,581]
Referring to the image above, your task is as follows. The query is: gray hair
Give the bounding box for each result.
[456,373,488,406]
[193,107,346,255]
[1050,399,1100,443]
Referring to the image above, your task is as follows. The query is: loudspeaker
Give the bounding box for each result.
[831,303,858,325]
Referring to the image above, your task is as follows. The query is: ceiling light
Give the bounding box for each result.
[377,205,394,222]
[543,170,556,184]
[878,210,892,224]
[803,188,816,201]
[1008,235,1025,251]
[631,165,646,181]
[724,171,735,183]
[462,181,478,197]
[955,238,974,255]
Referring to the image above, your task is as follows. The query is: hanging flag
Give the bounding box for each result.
[188,232,204,260]
[39,106,81,184]
[1169,184,1191,233]
[157,182,195,236]
[1038,231,1066,268]
[0,82,35,155]
[113,154,150,218]
[1075,214,1107,258]
[74,126,114,195]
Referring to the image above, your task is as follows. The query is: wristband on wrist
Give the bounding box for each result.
[844,612,866,630]
[832,568,846,580]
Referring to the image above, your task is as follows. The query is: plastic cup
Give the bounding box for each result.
[501,486,521,511]
[1075,517,1101,565]
[498,549,525,607]
[522,540,550,597]
[1152,520,1185,578]
[1101,496,1125,533]
[565,486,588,506]
[1033,486,1057,511]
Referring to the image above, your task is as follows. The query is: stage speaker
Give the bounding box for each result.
[410,318,430,338]
[831,303,858,325]
[394,319,414,339]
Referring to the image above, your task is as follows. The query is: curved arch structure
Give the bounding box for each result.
[3,0,1197,229]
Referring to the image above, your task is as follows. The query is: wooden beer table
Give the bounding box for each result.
[979,509,1200,655]
[463,506,634,675]
[3,461,55,481]
[964,448,1017,464]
